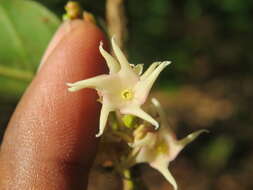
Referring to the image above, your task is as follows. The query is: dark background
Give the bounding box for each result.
[1,0,253,189]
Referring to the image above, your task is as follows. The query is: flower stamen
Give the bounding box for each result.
[156,140,169,154]
[121,89,134,100]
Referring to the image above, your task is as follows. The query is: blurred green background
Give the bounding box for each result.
[0,0,253,189]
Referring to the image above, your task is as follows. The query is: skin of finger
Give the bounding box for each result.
[39,20,81,70]
[0,20,108,189]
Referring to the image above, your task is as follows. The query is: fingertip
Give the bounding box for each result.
[0,19,109,189]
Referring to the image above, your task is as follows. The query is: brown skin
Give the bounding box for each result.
[0,20,108,189]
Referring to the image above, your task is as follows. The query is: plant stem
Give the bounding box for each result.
[106,0,127,51]
[123,169,135,190]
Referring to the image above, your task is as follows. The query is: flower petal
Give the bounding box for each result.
[99,42,120,74]
[151,98,168,125]
[151,98,175,135]
[140,62,160,80]
[151,162,178,190]
[67,74,109,92]
[121,106,159,129]
[130,64,144,75]
[178,129,208,147]
[111,37,132,72]
[135,61,171,101]
[96,103,113,137]
[130,132,156,148]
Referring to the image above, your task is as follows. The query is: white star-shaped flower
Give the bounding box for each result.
[67,38,170,137]
[131,98,208,190]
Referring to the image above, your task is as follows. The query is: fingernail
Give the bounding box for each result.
[38,20,81,72]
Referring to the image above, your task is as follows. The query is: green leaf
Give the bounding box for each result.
[0,0,60,101]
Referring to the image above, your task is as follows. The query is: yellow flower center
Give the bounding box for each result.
[121,89,134,100]
[156,140,168,154]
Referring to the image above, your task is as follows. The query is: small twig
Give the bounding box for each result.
[123,169,134,190]
[106,0,127,51]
